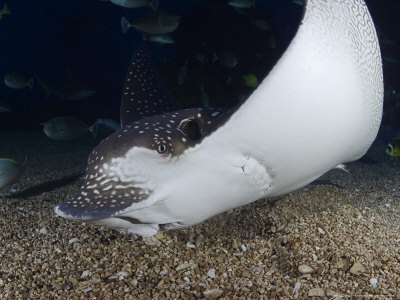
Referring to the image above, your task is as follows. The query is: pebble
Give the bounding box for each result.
[370,278,378,288]
[293,282,301,294]
[333,257,351,270]
[131,279,138,288]
[117,271,129,279]
[186,241,196,249]
[157,279,165,287]
[196,234,204,247]
[143,236,160,245]
[81,270,91,278]
[207,268,216,278]
[298,264,314,274]
[154,231,164,239]
[268,210,278,220]
[231,239,239,249]
[350,261,366,275]
[68,237,80,244]
[39,227,48,234]
[90,277,102,284]
[176,262,195,271]
[203,289,224,298]
[308,288,325,297]
[81,286,93,293]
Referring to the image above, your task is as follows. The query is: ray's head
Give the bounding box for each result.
[54,108,224,221]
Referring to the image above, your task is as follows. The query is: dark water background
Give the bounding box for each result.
[0,0,398,135]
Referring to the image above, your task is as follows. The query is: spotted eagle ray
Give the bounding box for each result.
[55,0,383,237]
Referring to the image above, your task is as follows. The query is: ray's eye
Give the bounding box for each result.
[157,144,168,154]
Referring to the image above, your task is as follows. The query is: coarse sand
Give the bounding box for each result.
[0,130,399,299]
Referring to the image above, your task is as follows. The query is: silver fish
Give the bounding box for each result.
[121,12,181,35]
[0,3,11,20]
[106,0,159,9]
[89,118,121,137]
[4,72,34,89]
[0,158,24,188]
[194,52,209,64]
[0,102,11,113]
[228,0,255,9]
[292,0,304,6]
[213,52,238,68]
[41,116,95,140]
[35,77,96,101]
[252,19,271,31]
[143,33,174,44]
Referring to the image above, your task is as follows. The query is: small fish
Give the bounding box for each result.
[292,0,304,6]
[0,102,11,113]
[383,56,400,64]
[194,52,209,64]
[228,0,255,9]
[4,72,34,89]
[242,73,258,88]
[252,19,271,31]
[143,33,174,44]
[35,76,96,101]
[0,158,23,188]
[385,138,400,157]
[268,35,277,49]
[381,38,396,47]
[41,116,95,140]
[103,0,159,9]
[0,3,11,20]
[213,52,238,68]
[95,118,121,130]
[89,118,121,137]
[121,11,181,35]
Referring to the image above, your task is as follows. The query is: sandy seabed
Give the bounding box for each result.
[0,129,399,299]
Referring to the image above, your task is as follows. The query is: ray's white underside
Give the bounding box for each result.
[56,0,383,237]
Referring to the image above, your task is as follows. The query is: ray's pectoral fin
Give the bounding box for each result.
[53,184,144,221]
[120,42,179,126]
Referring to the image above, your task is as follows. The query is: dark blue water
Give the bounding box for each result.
[0,0,398,132]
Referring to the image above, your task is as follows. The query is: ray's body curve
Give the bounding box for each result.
[55,0,383,237]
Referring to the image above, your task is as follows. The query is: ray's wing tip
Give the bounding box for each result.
[54,201,117,220]
[54,202,95,221]
[54,202,82,220]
